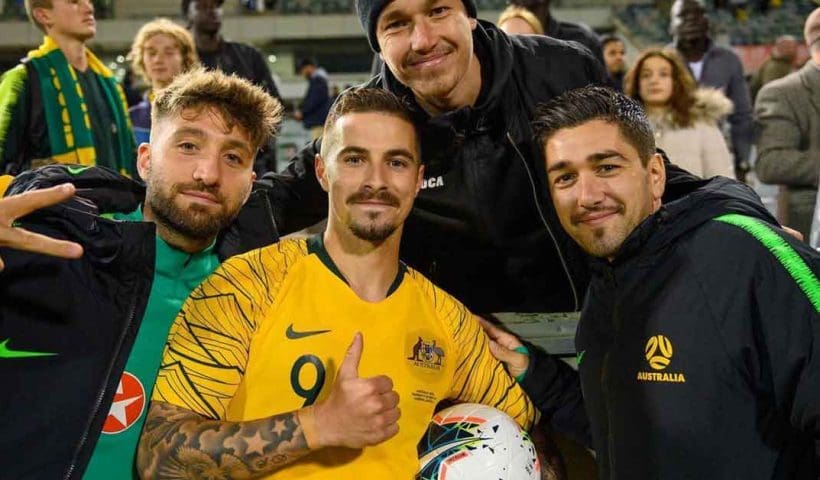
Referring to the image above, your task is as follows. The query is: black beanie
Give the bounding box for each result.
[356,0,478,52]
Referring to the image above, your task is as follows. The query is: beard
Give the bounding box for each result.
[346,188,401,244]
[147,179,238,242]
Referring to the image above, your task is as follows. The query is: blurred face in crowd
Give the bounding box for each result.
[638,55,674,109]
[603,40,626,75]
[138,107,256,251]
[34,0,96,41]
[316,112,423,244]
[189,0,223,35]
[142,34,186,90]
[670,0,709,55]
[376,0,480,112]
[499,17,538,35]
[545,120,664,260]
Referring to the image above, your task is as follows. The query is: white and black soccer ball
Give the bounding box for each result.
[417,403,540,480]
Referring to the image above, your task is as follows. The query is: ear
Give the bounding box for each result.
[469,17,478,30]
[647,153,666,210]
[315,153,329,192]
[136,143,152,182]
[32,7,52,31]
[414,164,425,196]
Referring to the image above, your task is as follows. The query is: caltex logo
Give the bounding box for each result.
[101,371,145,434]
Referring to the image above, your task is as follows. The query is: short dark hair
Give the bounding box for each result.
[320,87,417,158]
[297,58,316,71]
[181,0,224,17]
[599,34,624,48]
[532,86,655,165]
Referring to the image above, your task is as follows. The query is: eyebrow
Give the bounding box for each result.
[337,146,418,162]
[379,0,438,26]
[171,127,253,155]
[547,150,626,173]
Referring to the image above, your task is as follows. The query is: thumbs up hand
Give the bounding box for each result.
[312,333,401,449]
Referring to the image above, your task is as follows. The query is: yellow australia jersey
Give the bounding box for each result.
[152,236,536,479]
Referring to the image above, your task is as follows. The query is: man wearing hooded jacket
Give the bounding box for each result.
[262,0,606,316]
[486,86,820,479]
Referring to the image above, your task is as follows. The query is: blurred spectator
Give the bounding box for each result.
[0,0,135,176]
[121,68,143,107]
[183,0,282,174]
[498,6,544,35]
[127,18,199,145]
[600,34,627,91]
[756,7,820,240]
[293,58,332,140]
[670,0,754,179]
[625,47,735,178]
[749,34,799,101]
[506,0,604,66]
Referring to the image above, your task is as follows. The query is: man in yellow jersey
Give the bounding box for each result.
[137,87,536,479]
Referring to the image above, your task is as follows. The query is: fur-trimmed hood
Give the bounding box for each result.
[691,87,733,123]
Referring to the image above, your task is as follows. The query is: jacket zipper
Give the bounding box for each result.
[506,132,579,311]
[63,279,143,480]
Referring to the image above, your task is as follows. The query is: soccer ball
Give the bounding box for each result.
[416,403,540,480]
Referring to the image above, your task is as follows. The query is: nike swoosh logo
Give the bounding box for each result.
[0,339,57,359]
[576,350,586,366]
[66,165,91,175]
[285,324,331,340]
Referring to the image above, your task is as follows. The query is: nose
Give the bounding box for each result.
[410,19,436,52]
[363,162,388,191]
[192,153,220,186]
[576,173,605,209]
[82,0,94,13]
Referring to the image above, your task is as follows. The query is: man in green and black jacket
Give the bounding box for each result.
[0,69,282,479]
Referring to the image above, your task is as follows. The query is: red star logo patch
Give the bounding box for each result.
[101,371,146,434]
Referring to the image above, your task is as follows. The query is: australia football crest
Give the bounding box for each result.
[407,336,445,370]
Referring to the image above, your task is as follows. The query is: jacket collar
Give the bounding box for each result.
[798,61,820,117]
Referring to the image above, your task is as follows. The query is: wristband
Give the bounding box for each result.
[513,345,530,383]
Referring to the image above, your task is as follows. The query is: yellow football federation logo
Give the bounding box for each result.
[644,335,673,370]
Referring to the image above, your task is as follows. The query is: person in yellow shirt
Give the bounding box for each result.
[137,87,536,479]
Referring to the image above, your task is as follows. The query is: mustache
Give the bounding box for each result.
[346,188,400,207]
[571,205,624,224]
[404,46,453,66]
[174,181,224,203]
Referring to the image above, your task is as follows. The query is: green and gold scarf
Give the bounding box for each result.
[26,36,135,176]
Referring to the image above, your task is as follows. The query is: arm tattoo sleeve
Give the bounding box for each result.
[137,401,311,479]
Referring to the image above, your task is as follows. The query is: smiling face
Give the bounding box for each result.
[34,0,96,41]
[545,119,665,260]
[316,111,423,244]
[138,107,256,247]
[142,33,186,90]
[376,0,479,111]
[638,55,674,109]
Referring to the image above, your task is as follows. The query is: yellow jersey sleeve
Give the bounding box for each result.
[409,271,537,431]
[151,240,307,419]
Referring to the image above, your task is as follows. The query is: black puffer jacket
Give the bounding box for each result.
[0,165,278,479]
[261,21,606,313]
[526,176,820,479]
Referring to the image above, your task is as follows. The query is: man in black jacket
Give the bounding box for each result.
[486,86,820,479]
[0,69,282,479]
[183,0,283,175]
[263,0,607,315]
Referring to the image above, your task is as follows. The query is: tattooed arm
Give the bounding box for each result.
[137,334,401,479]
[136,401,313,479]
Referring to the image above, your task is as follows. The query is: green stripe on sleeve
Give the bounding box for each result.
[715,213,820,313]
